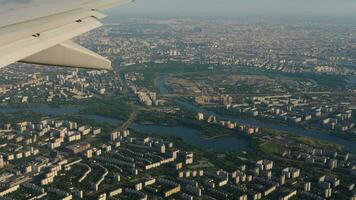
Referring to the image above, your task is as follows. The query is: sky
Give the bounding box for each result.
[109,0,356,17]
[0,0,93,27]
[1,0,356,22]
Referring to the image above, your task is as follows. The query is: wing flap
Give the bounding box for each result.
[21,40,111,70]
[0,16,102,69]
[91,11,108,19]
[0,10,106,47]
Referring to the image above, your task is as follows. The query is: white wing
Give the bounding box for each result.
[0,0,132,70]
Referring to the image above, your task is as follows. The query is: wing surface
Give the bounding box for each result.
[0,0,131,69]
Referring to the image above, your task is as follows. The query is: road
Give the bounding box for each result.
[114,69,139,131]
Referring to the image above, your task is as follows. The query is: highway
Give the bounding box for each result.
[114,69,139,131]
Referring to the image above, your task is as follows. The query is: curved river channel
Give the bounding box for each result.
[0,105,249,152]
[155,76,356,152]
[0,76,354,152]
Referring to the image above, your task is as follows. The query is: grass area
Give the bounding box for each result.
[135,111,184,125]
[262,128,344,151]
[80,94,132,120]
[120,62,217,76]
[258,141,281,156]
[0,111,45,124]
[292,135,343,151]
[199,124,235,139]
[119,62,219,92]
[48,98,97,108]
[233,67,347,89]
[188,160,215,169]
[204,152,246,171]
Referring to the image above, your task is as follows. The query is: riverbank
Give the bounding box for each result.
[207,104,356,142]
[155,76,356,152]
[0,105,250,152]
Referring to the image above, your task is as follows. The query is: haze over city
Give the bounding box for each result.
[110,0,356,17]
[2,0,356,17]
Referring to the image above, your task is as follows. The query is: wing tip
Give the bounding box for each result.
[21,41,114,70]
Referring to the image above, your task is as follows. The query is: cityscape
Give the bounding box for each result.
[0,1,356,200]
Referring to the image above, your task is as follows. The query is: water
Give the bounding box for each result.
[348,75,356,85]
[132,124,249,151]
[0,76,354,152]
[85,115,249,151]
[0,105,80,115]
[0,104,249,152]
[83,115,249,152]
[155,76,356,152]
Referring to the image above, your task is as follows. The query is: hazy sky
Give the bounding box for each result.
[1,0,356,20]
[110,0,356,17]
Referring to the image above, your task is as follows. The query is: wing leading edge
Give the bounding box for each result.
[0,0,132,70]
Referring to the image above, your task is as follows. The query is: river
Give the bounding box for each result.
[0,105,249,152]
[0,76,354,152]
[155,76,356,152]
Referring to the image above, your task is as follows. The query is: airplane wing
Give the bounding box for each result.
[0,0,132,70]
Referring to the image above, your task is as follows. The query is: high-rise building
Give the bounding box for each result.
[0,156,4,168]
[197,113,205,121]
[329,159,338,170]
